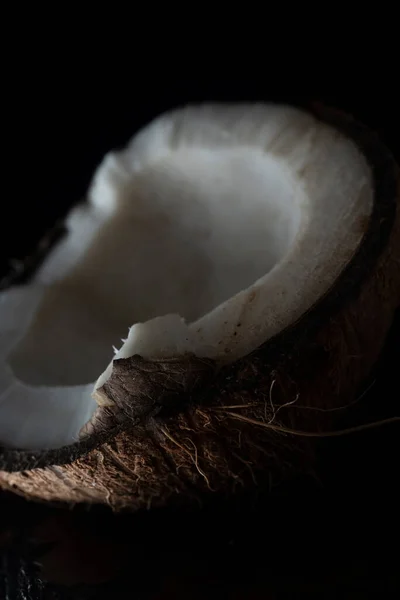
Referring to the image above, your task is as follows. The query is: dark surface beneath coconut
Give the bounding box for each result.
[1,80,400,596]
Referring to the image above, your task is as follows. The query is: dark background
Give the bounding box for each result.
[0,75,399,597]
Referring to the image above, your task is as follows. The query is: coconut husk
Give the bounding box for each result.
[0,105,399,510]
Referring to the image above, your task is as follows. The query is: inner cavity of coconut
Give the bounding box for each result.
[0,104,373,450]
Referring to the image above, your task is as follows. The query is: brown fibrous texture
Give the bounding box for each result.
[1,183,399,510]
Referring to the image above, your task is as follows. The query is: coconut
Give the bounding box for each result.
[0,103,399,509]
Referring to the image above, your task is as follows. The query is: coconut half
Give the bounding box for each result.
[0,103,399,508]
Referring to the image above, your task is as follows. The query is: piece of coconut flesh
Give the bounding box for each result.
[0,104,372,450]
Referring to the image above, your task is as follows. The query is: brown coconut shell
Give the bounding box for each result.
[0,105,399,510]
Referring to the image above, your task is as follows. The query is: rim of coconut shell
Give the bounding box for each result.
[0,102,398,474]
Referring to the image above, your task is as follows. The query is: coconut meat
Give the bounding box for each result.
[0,104,373,450]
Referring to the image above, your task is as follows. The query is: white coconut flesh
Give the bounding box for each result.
[0,104,373,450]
